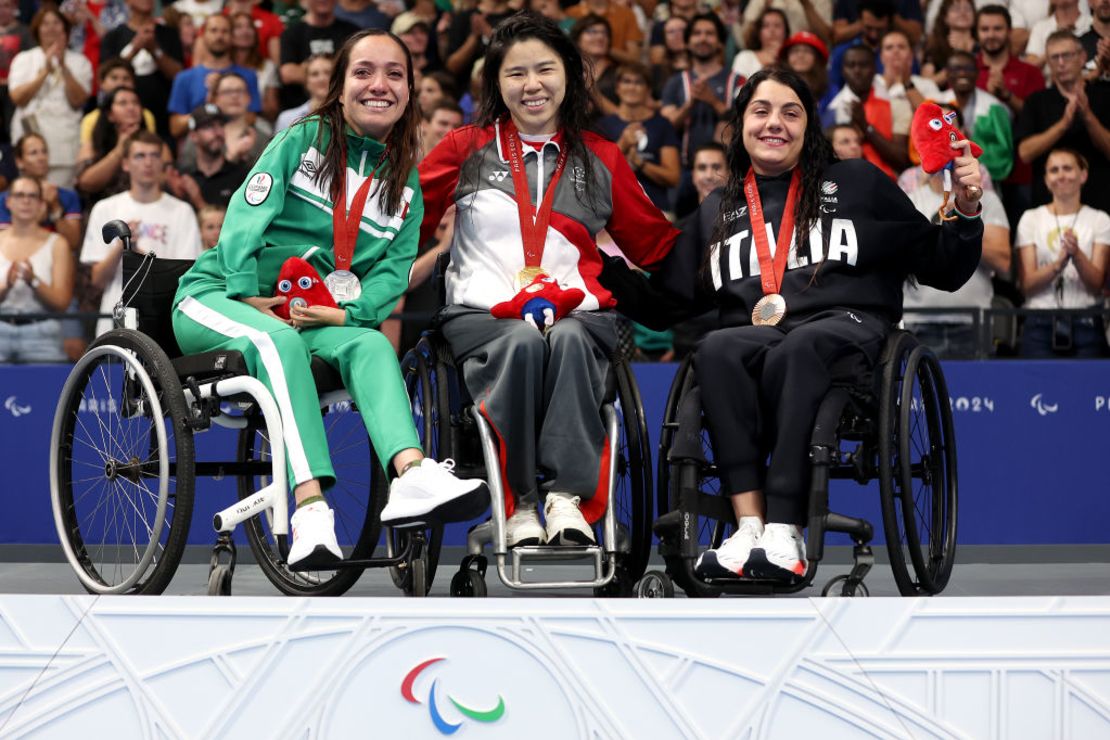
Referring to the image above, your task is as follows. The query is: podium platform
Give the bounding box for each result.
[0,594,1107,738]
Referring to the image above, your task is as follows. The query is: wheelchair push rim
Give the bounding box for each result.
[879,336,958,596]
[50,335,195,595]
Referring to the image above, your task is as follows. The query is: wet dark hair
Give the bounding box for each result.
[476,12,599,205]
[311,29,422,216]
[707,67,834,280]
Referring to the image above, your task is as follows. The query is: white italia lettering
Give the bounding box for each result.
[827,218,858,265]
[808,220,825,263]
[726,230,747,282]
[710,241,722,290]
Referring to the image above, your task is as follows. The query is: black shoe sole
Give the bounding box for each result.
[507,537,543,548]
[694,553,741,580]
[287,545,342,572]
[547,528,596,546]
[381,484,491,528]
[744,548,803,583]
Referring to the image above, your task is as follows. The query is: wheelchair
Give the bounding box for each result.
[639,329,958,598]
[399,322,654,597]
[48,221,431,596]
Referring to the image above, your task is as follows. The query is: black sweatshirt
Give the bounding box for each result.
[656,159,983,328]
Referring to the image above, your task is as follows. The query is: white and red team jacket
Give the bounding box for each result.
[418,121,680,312]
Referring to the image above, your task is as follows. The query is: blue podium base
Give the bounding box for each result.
[0,596,1107,738]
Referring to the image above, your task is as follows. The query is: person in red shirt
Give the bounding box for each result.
[224,0,284,64]
[975,4,1045,224]
[975,5,1044,117]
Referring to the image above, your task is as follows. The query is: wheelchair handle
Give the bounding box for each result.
[103,219,134,252]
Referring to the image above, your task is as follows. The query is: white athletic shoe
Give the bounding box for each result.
[694,517,764,579]
[745,523,807,582]
[287,501,342,570]
[380,459,489,527]
[505,505,546,547]
[543,494,595,546]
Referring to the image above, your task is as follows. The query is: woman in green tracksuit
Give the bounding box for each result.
[171,30,487,570]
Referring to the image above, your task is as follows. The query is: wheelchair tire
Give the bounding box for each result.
[207,565,233,596]
[389,343,448,596]
[449,568,487,597]
[236,401,387,596]
[635,570,675,599]
[50,330,195,595]
[879,333,958,596]
[656,357,731,556]
[611,358,653,583]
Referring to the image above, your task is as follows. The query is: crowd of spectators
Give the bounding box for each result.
[0,0,1106,363]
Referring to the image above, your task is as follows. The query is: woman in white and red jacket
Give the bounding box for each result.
[419,11,678,548]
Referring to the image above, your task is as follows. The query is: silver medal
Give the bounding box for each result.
[324,269,362,302]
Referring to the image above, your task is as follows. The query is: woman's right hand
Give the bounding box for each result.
[241,295,289,324]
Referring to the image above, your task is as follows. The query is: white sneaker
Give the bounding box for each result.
[380,458,489,527]
[505,505,546,547]
[745,523,807,582]
[694,517,764,579]
[287,501,342,570]
[543,494,595,546]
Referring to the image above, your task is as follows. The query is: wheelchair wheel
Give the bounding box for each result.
[879,333,958,596]
[657,358,732,557]
[388,342,448,596]
[50,330,195,595]
[609,358,653,583]
[236,399,387,596]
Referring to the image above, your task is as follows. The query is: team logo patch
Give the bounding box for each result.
[488,171,509,182]
[299,158,318,177]
[821,180,838,196]
[244,173,273,205]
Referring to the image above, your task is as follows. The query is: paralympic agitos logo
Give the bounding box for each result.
[401,657,506,734]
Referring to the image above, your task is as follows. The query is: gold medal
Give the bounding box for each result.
[752,293,787,326]
[517,265,545,288]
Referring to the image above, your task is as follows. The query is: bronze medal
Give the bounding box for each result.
[752,293,787,326]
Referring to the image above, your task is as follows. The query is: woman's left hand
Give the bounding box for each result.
[951,140,983,213]
[290,304,346,329]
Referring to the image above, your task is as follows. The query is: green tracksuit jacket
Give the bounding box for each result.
[171,116,422,489]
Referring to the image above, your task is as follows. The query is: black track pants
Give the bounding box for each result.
[695,309,889,525]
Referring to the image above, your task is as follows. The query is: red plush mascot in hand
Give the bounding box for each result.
[490,273,585,332]
[911,102,983,221]
[272,257,338,320]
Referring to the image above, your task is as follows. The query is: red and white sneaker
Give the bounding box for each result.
[744,523,807,582]
[694,517,764,579]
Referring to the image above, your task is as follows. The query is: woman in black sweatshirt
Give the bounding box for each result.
[660,67,985,583]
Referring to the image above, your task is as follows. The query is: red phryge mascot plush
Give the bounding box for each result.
[911,102,983,221]
[272,257,338,320]
[490,273,585,331]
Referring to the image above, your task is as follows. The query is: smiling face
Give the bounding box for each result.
[231,14,257,50]
[742,79,806,176]
[576,22,610,58]
[305,56,334,101]
[341,35,411,140]
[1044,150,1087,199]
[498,38,566,136]
[786,44,817,73]
[615,70,649,106]
[976,11,1009,55]
[687,18,722,62]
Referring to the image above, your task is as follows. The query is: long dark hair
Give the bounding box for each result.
[91,86,142,158]
[710,67,833,266]
[312,29,421,216]
[477,12,599,206]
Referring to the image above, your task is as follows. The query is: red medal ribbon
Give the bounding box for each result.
[331,144,389,271]
[744,167,801,296]
[499,118,570,270]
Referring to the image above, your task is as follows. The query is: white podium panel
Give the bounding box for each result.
[0,596,1107,739]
